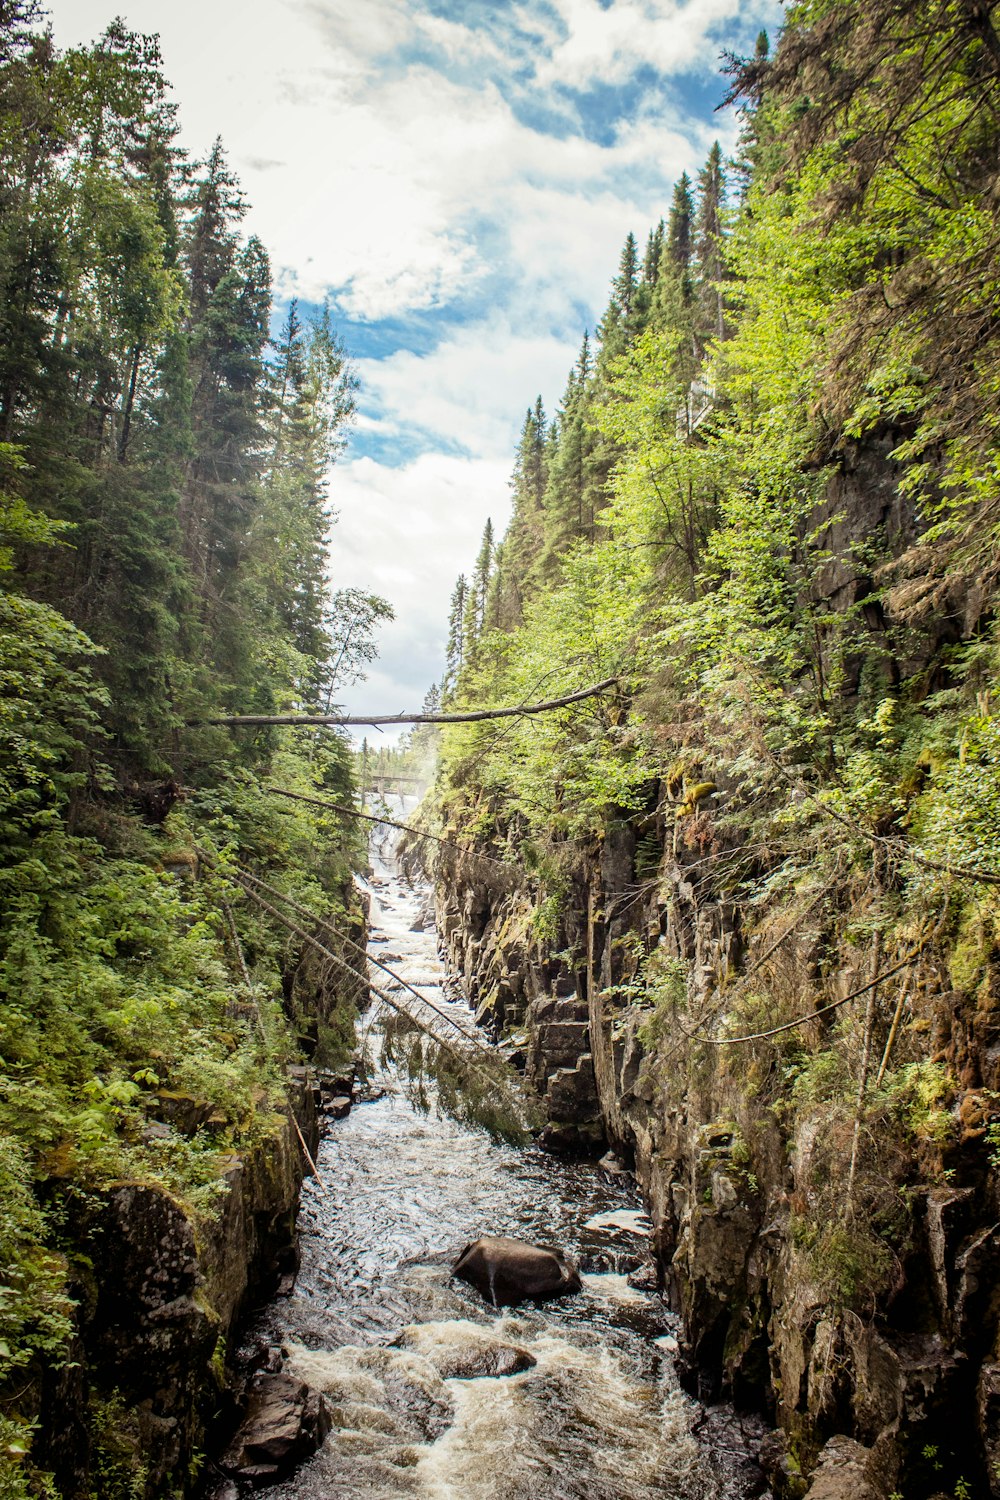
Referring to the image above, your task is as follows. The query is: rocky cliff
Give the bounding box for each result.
[22,887,368,1500]
[434,439,1000,1499]
[438,801,1000,1498]
[31,1072,320,1499]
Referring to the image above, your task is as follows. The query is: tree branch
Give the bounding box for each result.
[188,677,619,728]
[697,949,922,1047]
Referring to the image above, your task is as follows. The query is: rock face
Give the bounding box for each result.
[434,441,1000,1500]
[221,1372,332,1485]
[435,872,603,1152]
[36,1079,322,1498]
[802,1437,888,1500]
[439,803,1000,1493]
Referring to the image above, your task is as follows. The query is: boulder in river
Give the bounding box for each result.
[394,1319,537,1378]
[221,1371,331,1486]
[321,1094,352,1120]
[452,1235,582,1307]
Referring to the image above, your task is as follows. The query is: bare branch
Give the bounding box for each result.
[697,949,922,1046]
[188,677,620,728]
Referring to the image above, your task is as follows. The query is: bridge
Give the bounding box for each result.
[362,773,426,798]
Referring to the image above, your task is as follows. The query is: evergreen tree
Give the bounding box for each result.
[444,573,468,697]
[596,234,640,368]
[462,518,494,665]
[636,218,665,326]
[642,219,665,286]
[667,173,694,272]
[695,142,727,344]
[498,400,548,627]
[728,28,771,200]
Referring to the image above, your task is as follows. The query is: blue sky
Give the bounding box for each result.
[54,0,781,727]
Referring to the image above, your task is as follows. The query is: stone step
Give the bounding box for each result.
[546,1053,599,1120]
[531,995,589,1024]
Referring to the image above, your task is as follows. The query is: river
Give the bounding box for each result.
[246,812,766,1500]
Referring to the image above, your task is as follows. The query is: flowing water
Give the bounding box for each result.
[248,812,766,1500]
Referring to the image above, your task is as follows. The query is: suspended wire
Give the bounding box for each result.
[266,785,513,870]
[226,864,495,1058]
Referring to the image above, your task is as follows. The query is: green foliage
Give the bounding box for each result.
[0,825,286,1197]
[632,951,691,1049]
[878,1061,955,1148]
[0,17,376,1491]
[791,1215,894,1311]
[0,1140,72,1378]
[0,1417,56,1500]
[0,449,107,835]
[89,1392,148,1500]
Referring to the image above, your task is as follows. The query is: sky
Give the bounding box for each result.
[51,0,780,731]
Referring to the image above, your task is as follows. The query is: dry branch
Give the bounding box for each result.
[189,676,619,728]
[696,949,921,1047]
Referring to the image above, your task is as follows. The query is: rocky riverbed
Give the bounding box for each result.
[224,819,766,1500]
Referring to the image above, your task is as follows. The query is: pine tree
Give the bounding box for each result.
[542,340,607,554]
[498,401,548,627]
[695,142,727,344]
[179,139,270,644]
[635,219,665,327]
[642,220,665,286]
[444,573,468,698]
[728,29,770,200]
[597,235,640,368]
[667,173,694,272]
[271,299,306,455]
[462,518,494,666]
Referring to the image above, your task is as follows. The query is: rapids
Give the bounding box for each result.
[246,809,766,1500]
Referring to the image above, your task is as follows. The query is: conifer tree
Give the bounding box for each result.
[444,573,468,698]
[667,173,694,272]
[636,219,665,326]
[642,220,665,286]
[462,518,494,665]
[695,142,727,344]
[597,235,640,368]
[728,29,770,200]
[497,401,548,627]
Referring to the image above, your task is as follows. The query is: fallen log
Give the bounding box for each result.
[187,677,619,728]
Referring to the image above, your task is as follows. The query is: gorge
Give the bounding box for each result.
[4,1,1000,1498]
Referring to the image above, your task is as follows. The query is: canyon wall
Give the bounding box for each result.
[26,892,368,1500]
[435,442,1000,1499]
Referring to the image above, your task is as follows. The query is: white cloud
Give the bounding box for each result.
[327,451,511,724]
[532,0,772,88]
[53,0,736,321]
[358,321,582,459]
[49,0,778,717]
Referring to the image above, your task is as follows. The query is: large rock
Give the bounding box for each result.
[453,1235,582,1306]
[222,1372,331,1486]
[88,1182,216,1384]
[803,1436,888,1500]
[395,1321,536,1379]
